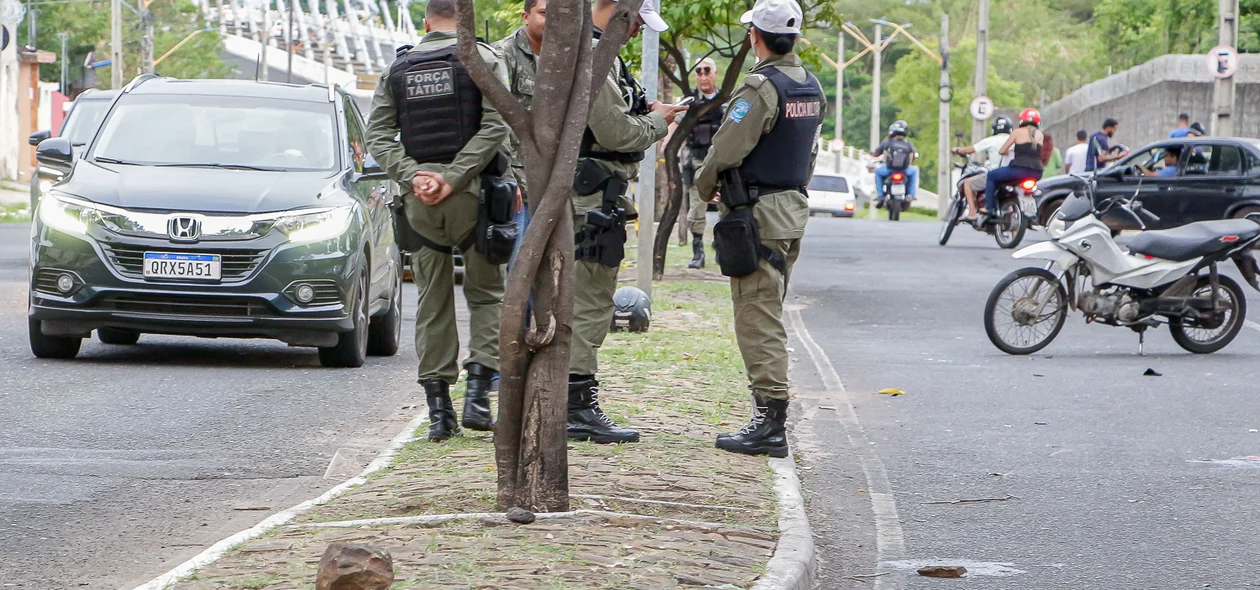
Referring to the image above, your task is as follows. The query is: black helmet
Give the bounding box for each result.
[992,116,1014,135]
[611,286,651,333]
[888,120,908,136]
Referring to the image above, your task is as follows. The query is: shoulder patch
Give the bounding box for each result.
[729,99,753,123]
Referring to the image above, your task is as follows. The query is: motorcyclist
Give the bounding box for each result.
[983,108,1045,218]
[950,115,1012,220]
[872,120,917,208]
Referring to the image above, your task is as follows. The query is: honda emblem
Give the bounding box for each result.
[168,216,201,241]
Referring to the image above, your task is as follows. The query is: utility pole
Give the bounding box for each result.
[56,32,68,91]
[869,21,882,152]
[1212,0,1240,136]
[141,7,154,74]
[24,0,34,48]
[937,14,951,219]
[636,22,659,294]
[835,30,844,142]
[111,0,123,88]
[971,0,989,144]
[285,0,293,83]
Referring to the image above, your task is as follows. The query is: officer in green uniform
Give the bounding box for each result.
[568,0,686,444]
[694,0,822,458]
[682,57,724,269]
[365,0,512,442]
[493,0,545,198]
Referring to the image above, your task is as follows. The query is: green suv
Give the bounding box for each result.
[28,76,403,367]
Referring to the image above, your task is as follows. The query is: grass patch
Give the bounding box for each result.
[847,203,939,222]
[0,203,31,223]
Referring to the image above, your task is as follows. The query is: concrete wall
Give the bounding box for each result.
[1041,54,1260,151]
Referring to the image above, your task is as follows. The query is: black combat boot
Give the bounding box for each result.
[423,380,461,442]
[462,363,495,431]
[715,396,789,458]
[688,233,706,269]
[567,376,640,444]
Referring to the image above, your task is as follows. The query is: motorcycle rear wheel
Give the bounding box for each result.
[939,195,964,246]
[888,196,901,221]
[994,199,1027,249]
[985,267,1068,355]
[1170,275,1246,354]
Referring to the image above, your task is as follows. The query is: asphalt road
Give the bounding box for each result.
[791,217,1260,589]
[0,222,438,588]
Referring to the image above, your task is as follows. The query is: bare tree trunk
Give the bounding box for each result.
[454,0,647,512]
[652,39,753,279]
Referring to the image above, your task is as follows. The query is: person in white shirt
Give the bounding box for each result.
[1062,129,1089,174]
[950,116,1013,220]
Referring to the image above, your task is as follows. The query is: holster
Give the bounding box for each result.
[392,199,427,253]
[573,159,628,268]
[473,173,519,265]
[712,169,785,278]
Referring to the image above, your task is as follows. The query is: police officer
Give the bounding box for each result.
[683,57,725,269]
[494,0,545,260]
[568,0,685,444]
[694,0,822,458]
[365,0,511,442]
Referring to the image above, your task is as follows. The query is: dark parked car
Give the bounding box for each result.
[1034,137,1260,231]
[29,76,403,367]
[28,89,119,212]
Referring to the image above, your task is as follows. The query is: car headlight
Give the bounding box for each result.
[38,180,52,195]
[274,206,355,244]
[39,192,95,236]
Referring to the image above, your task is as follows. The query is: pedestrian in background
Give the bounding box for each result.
[1170,113,1192,138]
[682,57,725,270]
[1063,129,1088,174]
[1085,118,1127,172]
[1041,132,1062,176]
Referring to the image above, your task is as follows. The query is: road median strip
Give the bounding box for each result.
[148,256,815,590]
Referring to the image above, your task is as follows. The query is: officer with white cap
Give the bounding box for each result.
[694,0,823,458]
[566,0,687,445]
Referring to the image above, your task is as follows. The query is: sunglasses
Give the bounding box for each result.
[696,67,713,74]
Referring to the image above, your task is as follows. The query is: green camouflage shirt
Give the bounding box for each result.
[493,27,538,195]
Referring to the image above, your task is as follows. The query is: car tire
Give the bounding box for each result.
[367,258,403,357]
[97,328,140,345]
[319,268,369,368]
[29,318,82,359]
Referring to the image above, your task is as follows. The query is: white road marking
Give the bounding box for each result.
[1244,319,1260,333]
[787,307,906,590]
[131,413,430,590]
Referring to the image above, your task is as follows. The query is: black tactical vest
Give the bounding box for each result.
[687,93,724,155]
[388,46,483,165]
[738,67,823,193]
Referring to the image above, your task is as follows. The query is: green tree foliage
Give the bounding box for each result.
[887,40,1023,190]
[410,0,519,41]
[20,0,230,88]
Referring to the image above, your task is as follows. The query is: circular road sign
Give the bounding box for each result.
[1208,45,1240,79]
[970,95,995,121]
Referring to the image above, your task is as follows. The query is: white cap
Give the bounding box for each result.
[615,0,669,33]
[740,0,804,35]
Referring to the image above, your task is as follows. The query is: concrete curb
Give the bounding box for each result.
[130,410,430,590]
[752,455,815,590]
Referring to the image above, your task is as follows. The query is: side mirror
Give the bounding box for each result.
[28,130,51,146]
[1098,166,1126,181]
[35,137,74,172]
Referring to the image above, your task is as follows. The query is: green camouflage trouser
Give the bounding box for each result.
[731,238,801,401]
[405,191,504,384]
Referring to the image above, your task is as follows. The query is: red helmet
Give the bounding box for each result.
[1019,108,1042,127]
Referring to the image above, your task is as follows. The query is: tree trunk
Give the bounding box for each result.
[652,39,753,279]
[454,0,647,512]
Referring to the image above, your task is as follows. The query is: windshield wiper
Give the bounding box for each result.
[94,156,139,165]
[153,163,284,172]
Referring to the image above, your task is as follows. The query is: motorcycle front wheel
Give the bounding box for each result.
[889,196,901,221]
[939,195,964,246]
[984,267,1069,355]
[994,199,1027,249]
[1169,274,1246,354]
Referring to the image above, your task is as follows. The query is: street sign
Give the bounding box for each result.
[1208,45,1240,79]
[970,95,994,121]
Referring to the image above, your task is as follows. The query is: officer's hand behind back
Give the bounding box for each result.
[413,171,454,206]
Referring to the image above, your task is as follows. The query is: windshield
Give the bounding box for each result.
[92,94,338,171]
[60,99,113,146]
[808,175,849,192]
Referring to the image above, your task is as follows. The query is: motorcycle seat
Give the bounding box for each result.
[1127,219,1260,261]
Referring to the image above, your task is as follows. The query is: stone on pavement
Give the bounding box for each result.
[505,506,536,524]
[314,543,394,590]
[917,565,968,578]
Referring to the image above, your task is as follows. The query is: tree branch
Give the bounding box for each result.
[659,38,691,96]
[454,0,539,162]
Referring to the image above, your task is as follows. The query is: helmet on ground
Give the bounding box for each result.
[611,286,651,333]
[888,120,908,136]
[1019,108,1042,127]
[992,115,1014,135]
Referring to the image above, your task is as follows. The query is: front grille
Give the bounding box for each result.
[100,243,268,282]
[97,293,270,318]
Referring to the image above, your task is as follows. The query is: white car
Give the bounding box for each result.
[807,174,858,217]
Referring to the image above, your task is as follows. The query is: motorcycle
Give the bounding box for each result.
[939,154,1037,249]
[983,171,1260,355]
[881,169,912,221]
